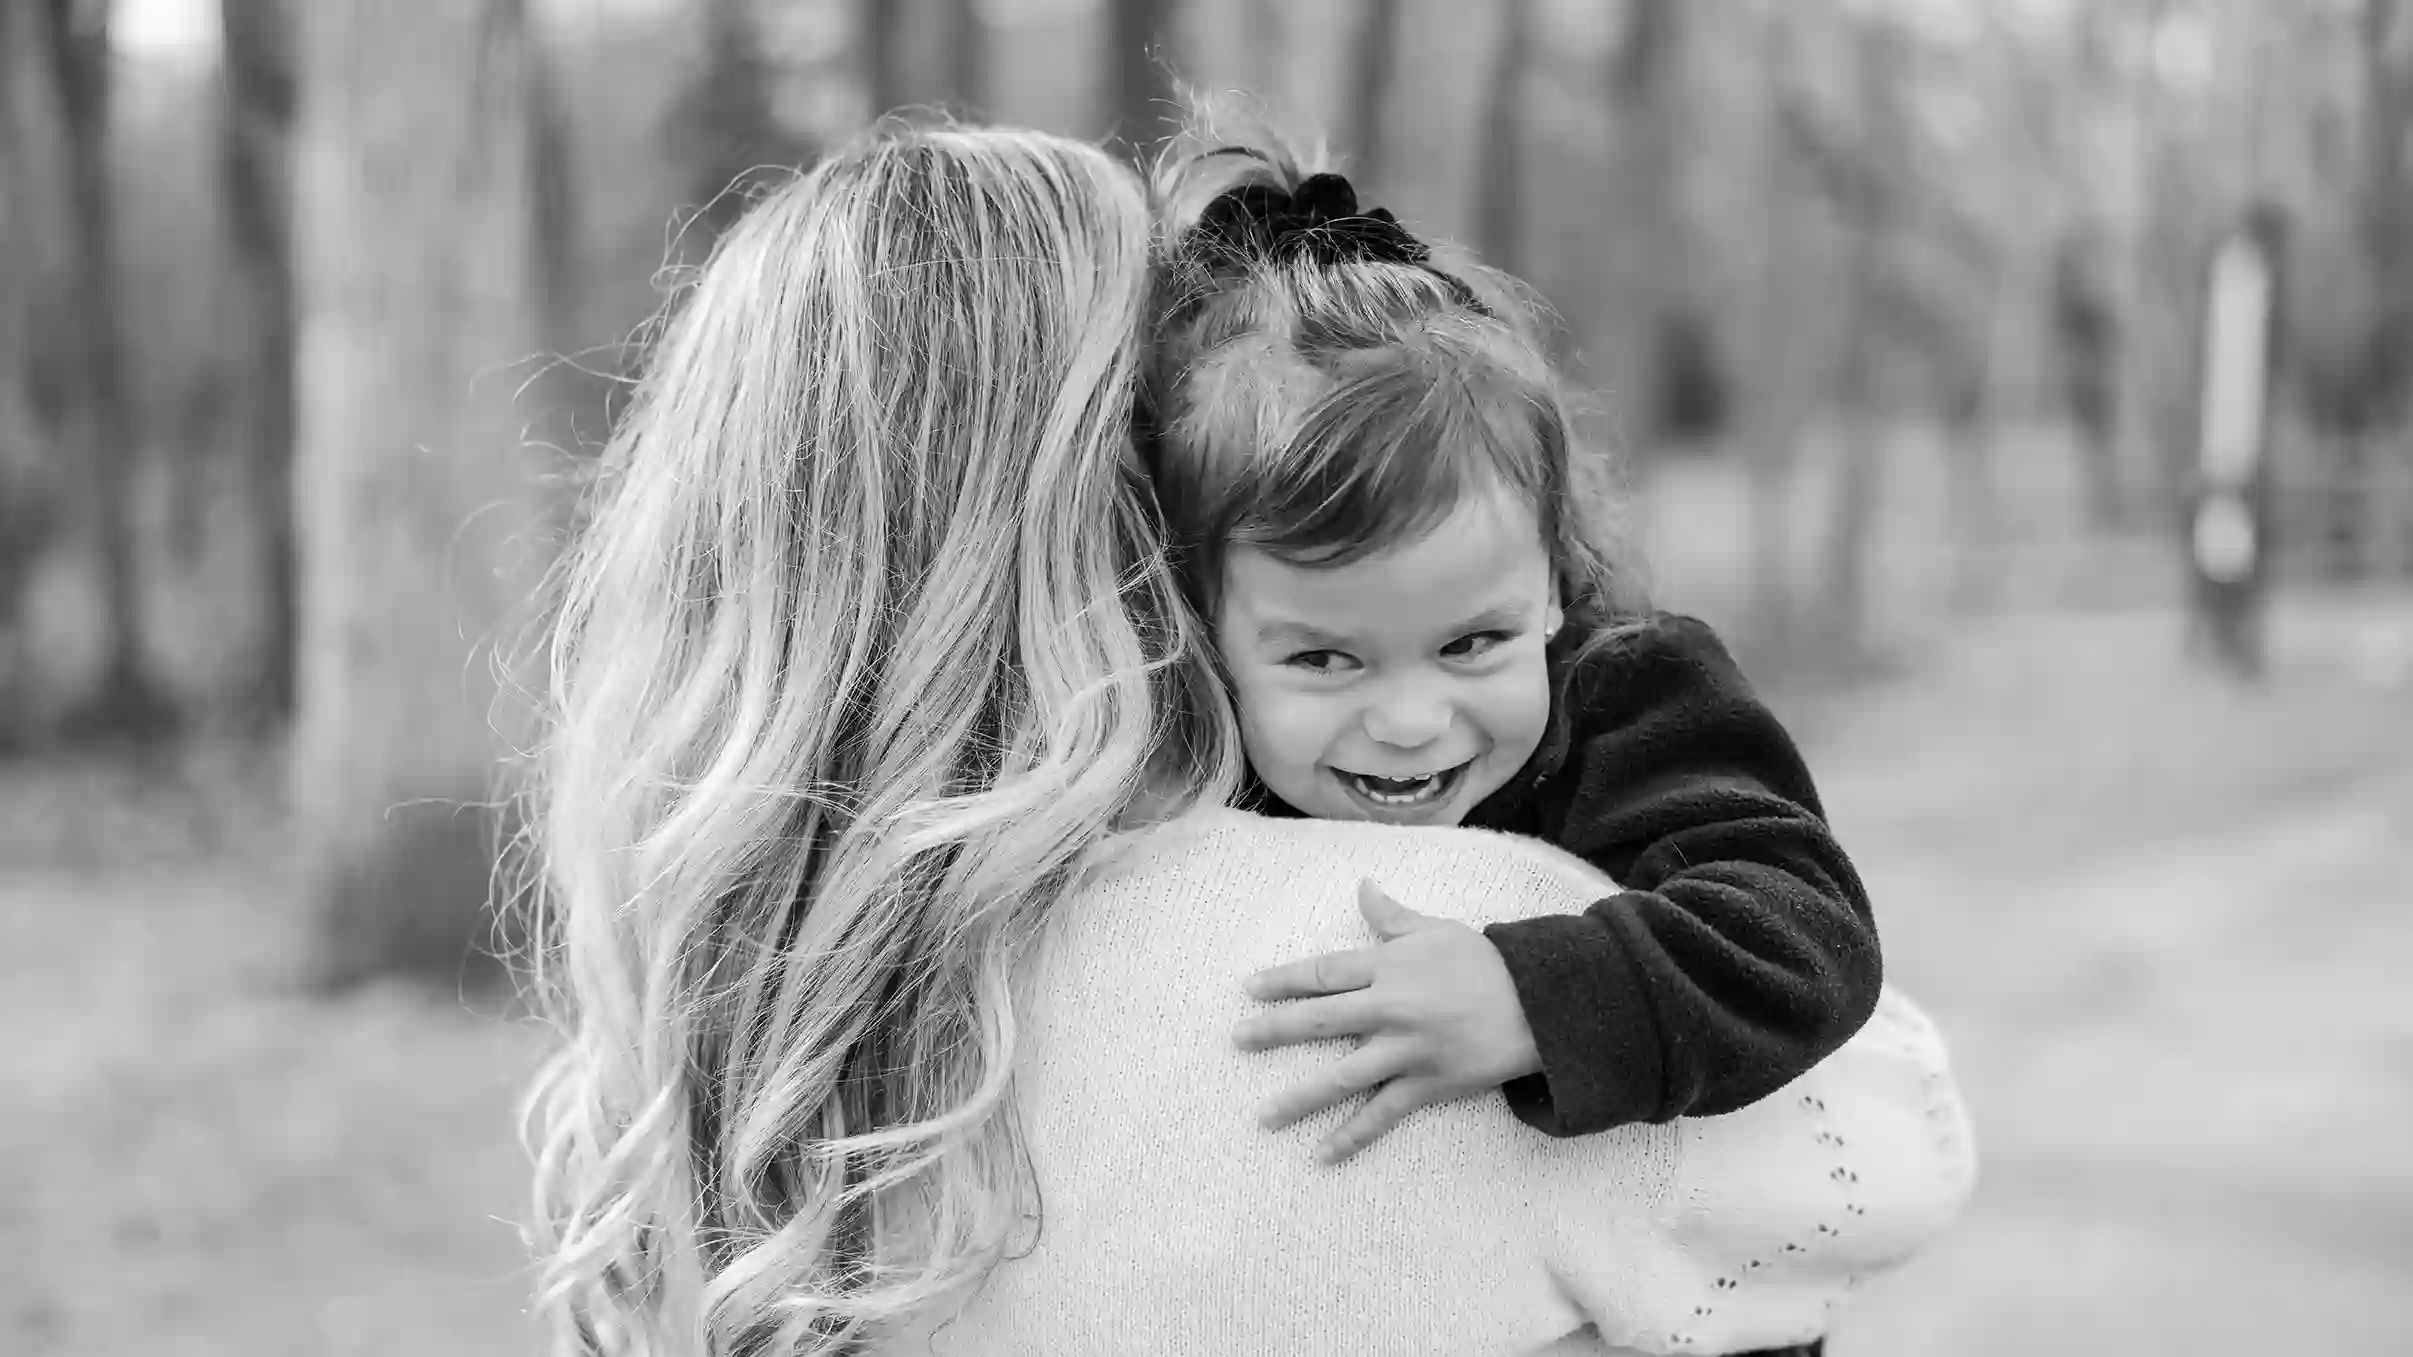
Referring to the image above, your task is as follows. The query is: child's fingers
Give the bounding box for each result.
[1316,1076,1437,1165]
[1232,990,1384,1051]
[1257,1038,1414,1132]
[1354,879,1426,937]
[1242,944,1379,1001]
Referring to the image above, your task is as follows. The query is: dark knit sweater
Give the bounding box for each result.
[1240,612,1883,1138]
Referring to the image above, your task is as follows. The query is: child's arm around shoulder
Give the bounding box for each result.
[1482,612,1884,1138]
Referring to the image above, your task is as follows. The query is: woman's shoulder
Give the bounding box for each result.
[1045,809,1622,1044]
[1085,805,1618,931]
[1119,801,1602,866]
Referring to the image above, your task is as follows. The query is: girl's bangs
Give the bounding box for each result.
[1231,342,1558,568]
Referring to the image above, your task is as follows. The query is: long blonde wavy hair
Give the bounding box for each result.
[517,122,1243,1355]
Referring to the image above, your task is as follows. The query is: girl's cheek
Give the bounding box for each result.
[1241,670,1305,725]
[1277,689,1353,749]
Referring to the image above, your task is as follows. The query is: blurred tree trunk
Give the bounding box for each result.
[868,0,983,120]
[2109,0,2195,530]
[2356,0,2407,298]
[1241,0,1279,97]
[219,0,299,725]
[2362,0,2413,573]
[291,0,557,990]
[1473,0,1526,274]
[51,0,152,735]
[1950,275,2017,616]
[1107,0,1176,150]
[868,0,903,115]
[2054,11,2127,529]
[1815,16,1909,659]
[2290,0,2413,579]
[2054,235,2125,528]
[0,0,82,740]
[1739,3,1810,653]
[686,0,791,240]
[949,0,983,113]
[1347,0,1400,185]
[0,0,159,745]
[1599,0,1685,451]
[2358,0,2412,425]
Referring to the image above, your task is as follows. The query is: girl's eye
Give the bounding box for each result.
[1284,649,1356,673]
[1441,630,1514,659]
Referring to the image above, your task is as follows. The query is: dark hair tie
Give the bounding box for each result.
[1188,169,1484,311]
[1194,171,1433,269]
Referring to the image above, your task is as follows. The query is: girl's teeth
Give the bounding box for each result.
[1351,771,1446,805]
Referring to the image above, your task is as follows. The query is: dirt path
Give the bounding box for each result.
[0,774,543,1357]
[1798,602,2413,1354]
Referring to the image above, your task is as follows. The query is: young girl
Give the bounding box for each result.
[1143,118,1885,1169]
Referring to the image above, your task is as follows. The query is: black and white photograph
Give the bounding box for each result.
[3,0,2408,1353]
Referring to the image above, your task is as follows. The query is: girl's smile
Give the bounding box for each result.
[1329,760,1474,821]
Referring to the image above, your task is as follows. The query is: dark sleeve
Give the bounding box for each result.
[1482,614,1882,1137]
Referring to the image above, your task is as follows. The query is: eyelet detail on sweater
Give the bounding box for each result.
[1655,1062,1903,1354]
[1760,1076,1864,1270]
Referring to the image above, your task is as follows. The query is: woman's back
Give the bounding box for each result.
[903,809,1975,1355]
[520,123,1253,1354]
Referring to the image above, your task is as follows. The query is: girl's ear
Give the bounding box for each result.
[1546,573,1566,637]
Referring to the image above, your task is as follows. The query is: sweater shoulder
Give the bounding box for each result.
[1080,805,1622,941]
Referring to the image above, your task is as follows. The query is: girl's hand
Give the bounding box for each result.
[1233,879,1542,1164]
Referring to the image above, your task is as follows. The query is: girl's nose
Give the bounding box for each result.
[1360,682,1450,749]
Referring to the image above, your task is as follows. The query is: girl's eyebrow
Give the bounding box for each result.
[1254,619,1353,648]
[1445,601,1528,634]
[1255,600,1526,649]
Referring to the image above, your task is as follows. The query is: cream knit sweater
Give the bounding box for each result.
[897,807,1976,1357]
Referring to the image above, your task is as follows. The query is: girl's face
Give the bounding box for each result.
[1214,489,1563,826]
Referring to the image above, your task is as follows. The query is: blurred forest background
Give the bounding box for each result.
[4,0,2410,1354]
